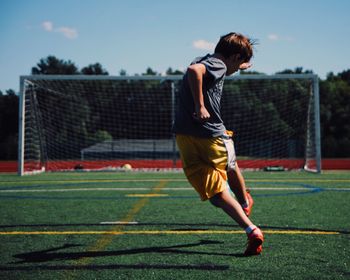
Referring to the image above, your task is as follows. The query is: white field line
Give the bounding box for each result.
[100,221,138,225]
[2,178,350,184]
[1,187,349,193]
[0,188,149,193]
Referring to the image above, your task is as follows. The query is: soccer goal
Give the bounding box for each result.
[18,74,321,175]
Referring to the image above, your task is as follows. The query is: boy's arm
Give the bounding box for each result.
[187,63,210,122]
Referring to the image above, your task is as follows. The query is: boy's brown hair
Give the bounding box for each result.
[214,32,254,62]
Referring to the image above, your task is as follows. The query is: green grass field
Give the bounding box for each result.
[0,171,349,279]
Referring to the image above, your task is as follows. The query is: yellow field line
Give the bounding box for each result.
[125,194,169,197]
[0,229,340,235]
[66,179,168,278]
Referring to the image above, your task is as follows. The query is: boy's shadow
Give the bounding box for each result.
[12,240,244,264]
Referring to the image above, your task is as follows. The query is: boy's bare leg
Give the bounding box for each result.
[227,164,247,205]
[209,188,252,228]
[209,188,264,256]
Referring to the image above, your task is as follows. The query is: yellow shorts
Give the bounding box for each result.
[176,133,236,201]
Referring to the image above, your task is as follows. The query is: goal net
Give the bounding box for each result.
[18,74,321,175]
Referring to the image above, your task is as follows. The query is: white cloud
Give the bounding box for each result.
[42,21,53,32]
[193,39,215,51]
[55,27,78,39]
[268,34,279,41]
[268,33,295,42]
[41,21,78,39]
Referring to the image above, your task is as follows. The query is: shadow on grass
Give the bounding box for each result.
[0,263,230,271]
[10,240,243,267]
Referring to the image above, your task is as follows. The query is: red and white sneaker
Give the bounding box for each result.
[244,227,264,256]
[243,190,254,217]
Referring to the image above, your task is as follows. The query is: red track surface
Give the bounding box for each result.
[1,159,350,173]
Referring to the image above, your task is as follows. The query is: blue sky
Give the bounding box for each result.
[1,0,349,93]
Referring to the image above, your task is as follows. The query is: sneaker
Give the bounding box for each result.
[244,227,264,256]
[243,189,254,217]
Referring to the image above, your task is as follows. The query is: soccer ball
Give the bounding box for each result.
[121,163,132,170]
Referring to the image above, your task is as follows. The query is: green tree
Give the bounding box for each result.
[276,67,313,74]
[166,67,184,75]
[0,89,18,159]
[142,67,158,76]
[119,69,127,76]
[31,56,79,75]
[81,63,109,75]
[339,70,350,85]
[320,73,350,157]
[91,130,113,143]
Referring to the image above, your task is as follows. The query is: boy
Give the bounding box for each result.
[173,32,263,256]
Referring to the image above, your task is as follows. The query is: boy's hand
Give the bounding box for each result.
[239,62,252,70]
[193,106,210,122]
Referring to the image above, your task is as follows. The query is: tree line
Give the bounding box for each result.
[0,55,349,160]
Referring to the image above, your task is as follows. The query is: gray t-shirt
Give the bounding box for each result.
[173,54,227,138]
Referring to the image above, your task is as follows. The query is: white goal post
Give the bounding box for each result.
[18,74,321,175]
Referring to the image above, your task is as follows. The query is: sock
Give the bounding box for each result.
[245,225,257,235]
